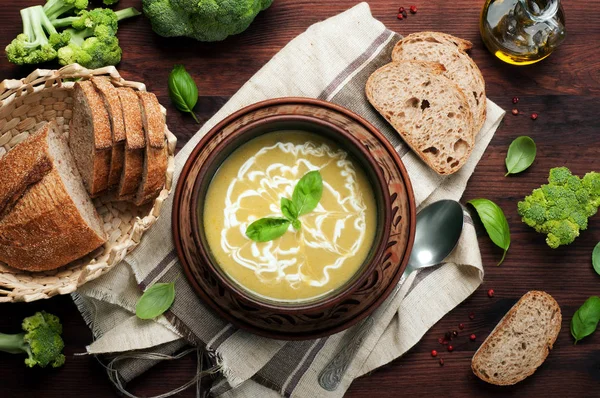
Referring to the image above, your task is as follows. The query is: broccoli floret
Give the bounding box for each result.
[0,311,65,368]
[142,0,273,42]
[43,0,88,21]
[55,8,140,68]
[518,167,600,248]
[5,6,70,65]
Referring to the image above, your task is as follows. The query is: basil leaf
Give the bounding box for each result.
[593,242,600,276]
[281,197,298,222]
[292,219,301,230]
[136,282,176,320]
[505,136,536,176]
[571,296,600,344]
[168,65,199,123]
[246,218,290,242]
[467,198,510,265]
[292,170,323,216]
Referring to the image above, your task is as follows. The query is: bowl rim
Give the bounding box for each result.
[188,113,392,311]
[173,97,417,339]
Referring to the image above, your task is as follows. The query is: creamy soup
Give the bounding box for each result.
[203,131,377,303]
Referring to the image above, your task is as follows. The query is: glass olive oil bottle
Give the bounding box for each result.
[481,0,566,65]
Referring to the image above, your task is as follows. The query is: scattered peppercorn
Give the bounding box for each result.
[431,350,438,357]
[512,108,519,116]
[488,289,494,298]
[469,312,475,320]
[512,96,519,104]
[439,358,444,366]
[447,345,454,352]
[452,330,458,338]
[458,323,465,330]
[399,6,405,12]
[397,13,404,20]
[531,113,538,120]
[470,334,476,341]
[438,337,445,344]
[445,331,452,340]
[410,5,417,13]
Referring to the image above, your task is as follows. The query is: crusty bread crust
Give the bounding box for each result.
[366,60,474,175]
[116,87,145,199]
[135,91,167,205]
[0,123,106,271]
[471,291,562,386]
[392,32,487,135]
[92,76,126,188]
[70,81,112,196]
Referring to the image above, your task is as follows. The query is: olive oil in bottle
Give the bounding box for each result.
[481,0,566,65]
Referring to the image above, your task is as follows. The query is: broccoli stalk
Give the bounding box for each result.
[52,7,141,30]
[43,0,88,21]
[5,6,70,65]
[518,167,600,248]
[0,311,65,368]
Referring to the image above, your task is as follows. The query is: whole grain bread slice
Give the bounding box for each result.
[366,60,474,175]
[135,91,167,206]
[471,291,562,386]
[392,32,487,134]
[91,76,126,188]
[0,122,106,272]
[69,80,112,197]
[115,87,145,199]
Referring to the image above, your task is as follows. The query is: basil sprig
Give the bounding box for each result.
[467,198,511,265]
[135,282,176,320]
[245,170,323,242]
[592,242,600,276]
[505,136,536,176]
[571,296,600,344]
[168,64,200,123]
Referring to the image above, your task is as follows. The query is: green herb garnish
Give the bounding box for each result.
[571,296,600,344]
[468,198,511,265]
[135,282,176,320]
[246,170,323,242]
[505,136,536,176]
[168,64,200,123]
[593,242,600,276]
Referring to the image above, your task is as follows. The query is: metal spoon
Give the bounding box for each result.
[318,199,464,391]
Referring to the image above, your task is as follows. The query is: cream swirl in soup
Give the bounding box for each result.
[203,131,377,302]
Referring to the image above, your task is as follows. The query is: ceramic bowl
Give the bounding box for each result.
[173,98,415,340]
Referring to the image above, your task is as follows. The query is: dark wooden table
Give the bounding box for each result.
[1,0,599,397]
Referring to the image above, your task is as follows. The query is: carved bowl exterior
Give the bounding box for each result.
[173,98,415,340]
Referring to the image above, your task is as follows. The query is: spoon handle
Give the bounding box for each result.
[318,279,406,391]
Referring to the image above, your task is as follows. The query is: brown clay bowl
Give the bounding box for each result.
[173,98,416,340]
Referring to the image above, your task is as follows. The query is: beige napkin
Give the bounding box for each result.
[72,3,505,397]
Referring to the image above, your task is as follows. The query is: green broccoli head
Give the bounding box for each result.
[58,30,122,68]
[518,167,600,248]
[44,0,89,21]
[0,311,65,368]
[142,0,274,42]
[70,9,119,35]
[5,6,70,65]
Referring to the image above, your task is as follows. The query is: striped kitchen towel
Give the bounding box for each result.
[72,3,505,397]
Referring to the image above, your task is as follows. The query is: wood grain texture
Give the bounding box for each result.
[1,0,600,397]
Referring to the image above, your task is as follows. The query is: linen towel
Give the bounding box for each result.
[72,3,505,397]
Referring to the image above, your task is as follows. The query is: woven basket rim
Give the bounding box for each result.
[0,64,176,303]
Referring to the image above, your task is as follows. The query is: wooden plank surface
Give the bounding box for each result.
[1,0,600,397]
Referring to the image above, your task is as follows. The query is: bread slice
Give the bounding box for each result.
[366,60,474,175]
[91,76,126,188]
[115,87,145,199]
[135,91,167,205]
[471,291,562,386]
[0,122,106,272]
[392,32,487,134]
[69,80,112,197]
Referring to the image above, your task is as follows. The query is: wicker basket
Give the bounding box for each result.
[0,64,176,303]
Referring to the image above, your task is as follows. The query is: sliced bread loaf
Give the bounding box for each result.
[69,80,112,197]
[391,32,487,134]
[471,291,562,386]
[135,91,167,205]
[91,76,126,188]
[0,122,106,272]
[366,60,474,175]
[115,87,145,199]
